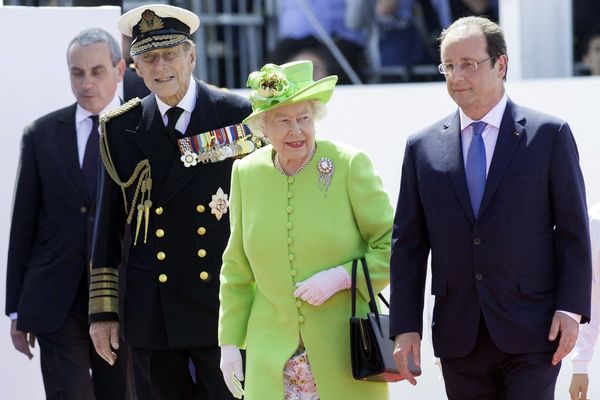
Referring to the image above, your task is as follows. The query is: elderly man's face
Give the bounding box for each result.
[134,44,196,106]
[68,42,124,114]
[264,102,316,172]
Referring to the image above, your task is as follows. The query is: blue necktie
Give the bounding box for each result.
[465,121,487,217]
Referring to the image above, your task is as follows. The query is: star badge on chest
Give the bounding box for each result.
[209,187,229,221]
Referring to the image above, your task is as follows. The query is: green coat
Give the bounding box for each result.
[219,139,393,400]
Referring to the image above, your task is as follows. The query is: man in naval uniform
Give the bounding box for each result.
[88,5,256,399]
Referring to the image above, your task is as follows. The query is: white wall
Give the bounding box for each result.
[1,6,599,400]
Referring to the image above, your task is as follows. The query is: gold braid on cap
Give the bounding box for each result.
[99,97,152,245]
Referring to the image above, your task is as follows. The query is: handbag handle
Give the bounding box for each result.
[351,258,386,335]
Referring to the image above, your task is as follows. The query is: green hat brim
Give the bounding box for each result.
[243,75,338,124]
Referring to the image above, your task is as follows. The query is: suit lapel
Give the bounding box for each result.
[478,100,525,217]
[442,112,475,224]
[125,95,175,181]
[158,80,218,205]
[56,104,89,203]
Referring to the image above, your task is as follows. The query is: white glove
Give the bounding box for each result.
[293,266,351,306]
[220,345,244,399]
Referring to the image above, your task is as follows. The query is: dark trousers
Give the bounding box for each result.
[440,318,560,400]
[131,345,236,400]
[36,312,129,400]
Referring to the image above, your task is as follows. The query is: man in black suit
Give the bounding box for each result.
[390,16,592,399]
[88,5,258,399]
[5,28,129,399]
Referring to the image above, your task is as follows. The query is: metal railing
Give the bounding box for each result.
[186,0,278,88]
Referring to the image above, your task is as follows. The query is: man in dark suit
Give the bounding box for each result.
[88,5,258,399]
[5,28,129,399]
[390,16,592,399]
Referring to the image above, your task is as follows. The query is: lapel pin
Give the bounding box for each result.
[513,131,521,137]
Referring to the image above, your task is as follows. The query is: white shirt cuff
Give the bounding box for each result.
[572,360,590,374]
[557,310,581,323]
[9,312,17,320]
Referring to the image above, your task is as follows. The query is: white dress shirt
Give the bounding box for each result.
[459,94,506,175]
[156,75,196,134]
[75,94,121,166]
[572,203,600,374]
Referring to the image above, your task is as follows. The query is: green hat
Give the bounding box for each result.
[243,60,338,124]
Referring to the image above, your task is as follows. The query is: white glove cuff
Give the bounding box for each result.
[333,265,352,290]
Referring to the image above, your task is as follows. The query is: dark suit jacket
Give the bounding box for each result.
[89,80,252,349]
[5,104,96,333]
[389,99,592,359]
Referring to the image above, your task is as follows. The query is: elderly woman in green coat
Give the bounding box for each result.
[218,60,394,400]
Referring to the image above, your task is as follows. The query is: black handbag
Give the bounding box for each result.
[350,258,421,382]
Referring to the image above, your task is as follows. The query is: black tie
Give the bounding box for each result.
[82,115,99,201]
[166,107,184,137]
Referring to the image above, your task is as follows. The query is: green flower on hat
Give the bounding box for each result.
[247,64,295,109]
[242,60,339,125]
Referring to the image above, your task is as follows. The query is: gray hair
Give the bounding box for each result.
[246,100,328,137]
[67,27,122,67]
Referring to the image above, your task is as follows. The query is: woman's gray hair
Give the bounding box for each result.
[67,27,122,67]
[246,100,327,137]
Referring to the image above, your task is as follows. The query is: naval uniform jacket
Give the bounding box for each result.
[6,104,97,333]
[89,80,251,349]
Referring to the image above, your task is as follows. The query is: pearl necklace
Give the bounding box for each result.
[273,144,317,177]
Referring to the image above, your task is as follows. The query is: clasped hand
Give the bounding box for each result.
[293,266,351,306]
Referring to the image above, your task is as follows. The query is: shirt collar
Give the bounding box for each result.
[156,75,196,118]
[75,93,121,124]
[459,94,508,131]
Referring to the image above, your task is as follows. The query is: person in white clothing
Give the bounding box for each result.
[570,202,600,400]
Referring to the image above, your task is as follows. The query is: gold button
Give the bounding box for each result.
[158,274,168,283]
[199,271,209,281]
[287,191,293,198]
[289,254,295,261]
[288,177,294,184]
[196,204,205,213]
[197,249,207,258]
[286,222,293,230]
[286,206,293,214]
[296,301,303,308]
[155,207,163,215]
[156,229,165,238]
[298,316,305,323]
[197,227,206,236]
[157,252,166,261]
[290,269,297,277]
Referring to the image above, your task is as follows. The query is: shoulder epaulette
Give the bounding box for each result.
[100,97,141,126]
[98,96,152,246]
